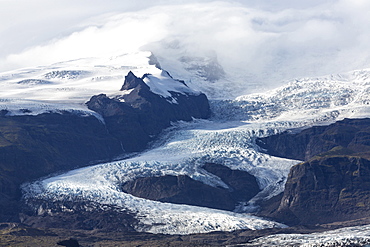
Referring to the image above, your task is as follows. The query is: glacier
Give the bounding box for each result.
[22,118,295,234]
[3,51,370,236]
[244,224,370,247]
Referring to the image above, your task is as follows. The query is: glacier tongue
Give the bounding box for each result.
[22,119,293,234]
[21,66,370,234]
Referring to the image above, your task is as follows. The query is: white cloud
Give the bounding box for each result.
[3,12,168,68]
[1,0,370,94]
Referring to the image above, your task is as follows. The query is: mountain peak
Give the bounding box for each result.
[120,71,149,91]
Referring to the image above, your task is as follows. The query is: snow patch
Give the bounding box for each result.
[143,70,199,103]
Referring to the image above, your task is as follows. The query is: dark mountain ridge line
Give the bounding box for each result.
[86,71,210,152]
[256,118,370,161]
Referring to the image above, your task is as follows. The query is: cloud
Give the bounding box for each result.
[145,1,370,89]
[3,12,168,68]
[1,0,370,96]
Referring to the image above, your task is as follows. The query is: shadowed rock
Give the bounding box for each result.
[87,71,211,151]
[257,118,370,225]
[122,175,237,210]
[121,164,260,211]
[57,238,80,247]
[202,163,260,203]
[257,118,370,161]
[272,156,370,225]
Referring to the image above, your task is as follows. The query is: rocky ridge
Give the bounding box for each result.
[86,71,210,152]
[257,118,370,161]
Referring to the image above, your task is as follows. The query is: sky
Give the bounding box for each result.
[1,0,370,91]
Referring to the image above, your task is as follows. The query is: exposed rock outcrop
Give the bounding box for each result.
[86,71,211,152]
[122,175,237,211]
[257,118,370,225]
[257,118,370,161]
[0,112,123,221]
[272,156,370,225]
[121,164,260,211]
[21,199,137,232]
[202,163,260,203]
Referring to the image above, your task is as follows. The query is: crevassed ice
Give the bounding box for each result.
[20,64,370,234]
[246,224,370,246]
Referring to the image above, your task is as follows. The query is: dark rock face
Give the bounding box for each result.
[257,118,370,161]
[0,113,123,221]
[122,175,237,211]
[257,118,370,225]
[86,71,211,152]
[57,238,80,247]
[121,164,260,211]
[202,163,260,203]
[120,71,151,91]
[21,199,137,232]
[273,156,370,225]
[85,94,150,152]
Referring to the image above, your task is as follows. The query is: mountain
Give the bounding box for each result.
[0,53,211,223]
[255,118,370,225]
[0,112,122,221]
[19,64,370,236]
[86,70,210,152]
[3,50,370,245]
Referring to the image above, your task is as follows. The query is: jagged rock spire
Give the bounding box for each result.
[120,71,149,91]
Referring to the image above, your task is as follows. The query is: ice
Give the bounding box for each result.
[246,224,370,246]
[23,136,289,235]
[8,50,370,235]
[22,117,297,235]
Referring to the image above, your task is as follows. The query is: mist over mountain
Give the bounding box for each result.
[2,1,370,246]
[2,0,370,97]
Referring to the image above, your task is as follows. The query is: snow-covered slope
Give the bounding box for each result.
[213,69,370,123]
[4,41,370,235]
[20,64,370,235]
[0,51,200,116]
